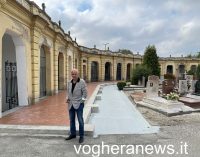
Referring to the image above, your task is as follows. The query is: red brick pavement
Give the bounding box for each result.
[0,82,101,126]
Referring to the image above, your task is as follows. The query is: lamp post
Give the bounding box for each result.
[104,43,109,51]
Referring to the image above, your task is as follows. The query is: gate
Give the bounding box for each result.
[105,62,111,81]
[91,62,98,82]
[40,49,46,97]
[5,61,18,109]
[116,63,122,80]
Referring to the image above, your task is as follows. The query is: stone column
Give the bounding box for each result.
[0,31,3,118]
[66,46,70,82]
[87,59,91,82]
[100,57,105,81]
[31,27,40,103]
[111,61,114,81]
[80,58,83,79]
[65,52,69,86]
[72,51,74,70]
[113,57,116,80]
[78,53,82,78]
[53,43,59,93]
[51,46,55,95]
[46,47,54,96]
[123,59,127,81]
[63,53,66,89]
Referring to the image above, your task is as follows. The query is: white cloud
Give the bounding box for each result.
[32,0,200,57]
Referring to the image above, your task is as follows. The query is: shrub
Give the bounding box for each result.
[117,81,126,90]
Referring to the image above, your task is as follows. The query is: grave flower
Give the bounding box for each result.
[166,92,179,101]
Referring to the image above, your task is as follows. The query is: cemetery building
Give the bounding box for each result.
[0,0,200,117]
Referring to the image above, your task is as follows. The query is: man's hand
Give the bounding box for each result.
[80,97,86,103]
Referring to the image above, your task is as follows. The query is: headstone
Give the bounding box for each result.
[178,80,188,94]
[162,79,175,94]
[191,80,197,93]
[195,80,200,94]
[138,80,141,86]
[142,76,145,87]
[185,75,193,91]
[160,76,164,84]
[146,75,159,98]
[138,77,145,87]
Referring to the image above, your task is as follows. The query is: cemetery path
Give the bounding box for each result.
[90,85,159,136]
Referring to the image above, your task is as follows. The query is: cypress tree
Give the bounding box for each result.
[143,45,160,76]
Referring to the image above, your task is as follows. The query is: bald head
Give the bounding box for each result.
[71,69,79,74]
[71,68,79,81]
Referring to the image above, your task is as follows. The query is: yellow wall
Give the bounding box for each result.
[0,0,200,108]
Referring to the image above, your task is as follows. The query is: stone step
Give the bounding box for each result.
[0,124,94,137]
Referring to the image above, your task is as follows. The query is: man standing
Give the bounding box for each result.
[65,69,87,143]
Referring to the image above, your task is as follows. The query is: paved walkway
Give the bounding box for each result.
[0,82,100,126]
[89,85,159,136]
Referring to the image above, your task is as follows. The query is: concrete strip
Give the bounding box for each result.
[83,84,101,124]
[95,95,101,100]
[0,124,94,136]
[91,104,99,113]
[90,85,159,136]
[83,106,92,123]
[83,82,116,123]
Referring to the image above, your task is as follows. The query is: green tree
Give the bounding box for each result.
[117,49,133,55]
[196,64,200,80]
[131,65,151,85]
[187,65,197,76]
[187,69,196,76]
[196,52,200,58]
[187,51,200,58]
[143,45,160,76]
[186,54,193,58]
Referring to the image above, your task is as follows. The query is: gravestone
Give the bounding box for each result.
[146,75,159,98]
[191,80,197,93]
[142,76,145,87]
[185,75,193,92]
[160,76,164,84]
[162,79,175,94]
[137,76,145,87]
[195,80,200,94]
[138,80,141,86]
[178,80,188,95]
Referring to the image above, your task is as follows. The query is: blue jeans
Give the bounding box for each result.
[69,103,84,137]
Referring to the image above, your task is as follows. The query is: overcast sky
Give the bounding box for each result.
[32,0,200,57]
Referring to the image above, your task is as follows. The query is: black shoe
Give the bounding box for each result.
[65,135,76,140]
[79,137,84,144]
